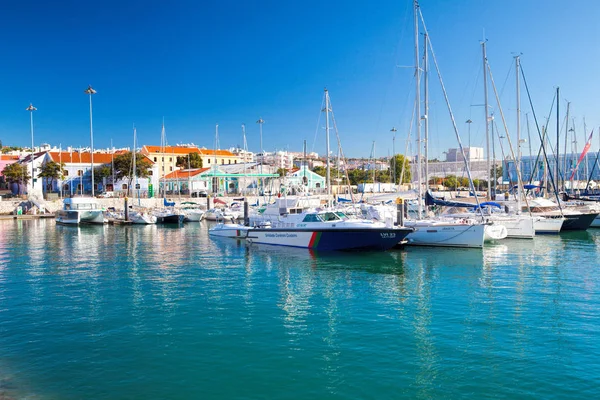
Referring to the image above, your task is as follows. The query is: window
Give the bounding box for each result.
[154,157,157,162]
[122,184,128,190]
[302,214,322,223]
[63,170,69,177]
[77,170,83,177]
[234,160,237,164]
[208,159,211,164]
[221,159,224,164]
[228,160,231,164]
[169,157,172,162]
[148,170,153,175]
[315,183,321,188]
[170,166,173,171]
[162,157,164,162]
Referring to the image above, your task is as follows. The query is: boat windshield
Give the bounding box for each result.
[320,212,342,222]
[69,203,98,210]
[302,213,323,223]
[334,211,348,219]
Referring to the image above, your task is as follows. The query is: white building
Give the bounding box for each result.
[445,147,484,162]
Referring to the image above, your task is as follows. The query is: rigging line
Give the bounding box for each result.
[330,107,354,201]
[311,93,325,154]
[528,91,556,185]
[399,97,416,187]
[498,58,513,99]
[418,8,483,217]
[520,64,563,212]
[486,60,531,213]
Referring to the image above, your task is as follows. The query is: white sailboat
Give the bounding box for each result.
[402,2,490,248]
[129,126,157,224]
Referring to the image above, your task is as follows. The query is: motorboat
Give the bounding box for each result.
[208,222,253,238]
[179,202,205,222]
[55,197,105,225]
[523,198,598,231]
[245,198,413,251]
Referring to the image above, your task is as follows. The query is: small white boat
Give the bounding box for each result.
[129,210,157,224]
[208,222,252,238]
[203,208,235,222]
[55,197,105,225]
[180,202,205,222]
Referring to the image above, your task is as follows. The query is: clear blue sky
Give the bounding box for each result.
[1,0,599,159]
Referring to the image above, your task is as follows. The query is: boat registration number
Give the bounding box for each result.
[380,233,396,239]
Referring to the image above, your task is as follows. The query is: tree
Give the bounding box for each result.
[312,166,339,178]
[113,152,152,195]
[94,164,112,185]
[443,175,458,190]
[276,168,287,177]
[176,152,203,169]
[2,163,30,194]
[389,154,412,184]
[38,161,66,192]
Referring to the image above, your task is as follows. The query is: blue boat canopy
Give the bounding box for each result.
[476,202,502,209]
[164,198,176,207]
[337,197,352,203]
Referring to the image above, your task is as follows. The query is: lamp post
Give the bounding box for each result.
[26,103,37,194]
[256,117,264,194]
[391,127,397,187]
[85,85,97,196]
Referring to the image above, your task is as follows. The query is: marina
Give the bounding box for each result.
[2,0,600,398]
[1,218,599,399]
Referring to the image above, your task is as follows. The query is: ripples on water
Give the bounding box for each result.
[0,220,599,399]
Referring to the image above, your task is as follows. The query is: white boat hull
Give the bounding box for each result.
[533,216,564,234]
[55,210,105,225]
[403,221,486,248]
[492,216,534,239]
[208,223,250,238]
[484,223,508,241]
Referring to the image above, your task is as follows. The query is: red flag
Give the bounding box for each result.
[570,129,594,180]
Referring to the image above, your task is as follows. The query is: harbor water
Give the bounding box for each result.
[1,219,599,399]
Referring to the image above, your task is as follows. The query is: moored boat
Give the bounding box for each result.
[55,197,105,225]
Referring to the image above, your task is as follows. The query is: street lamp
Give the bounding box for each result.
[85,85,97,196]
[26,103,37,194]
[390,127,397,186]
[465,119,472,169]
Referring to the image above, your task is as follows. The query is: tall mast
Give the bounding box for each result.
[423,33,430,194]
[556,87,560,194]
[515,55,522,212]
[323,88,331,199]
[133,125,137,202]
[414,0,422,218]
[564,103,570,191]
[482,39,490,200]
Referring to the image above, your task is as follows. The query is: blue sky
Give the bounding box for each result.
[1,0,599,159]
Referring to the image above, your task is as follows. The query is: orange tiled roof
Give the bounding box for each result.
[198,149,235,157]
[0,155,20,161]
[142,145,201,155]
[49,151,129,164]
[163,168,211,179]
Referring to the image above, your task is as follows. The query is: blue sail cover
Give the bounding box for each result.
[425,191,476,208]
[163,198,176,207]
[337,197,352,203]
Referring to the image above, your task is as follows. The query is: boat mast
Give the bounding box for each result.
[482,39,491,200]
[556,87,560,195]
[414,0,422,219]
[324,88,331,200]
[564,103,570,192]
[133,125,138,204]
[214,124,218,195]
[515,55,522,212]
[423,33,430,194]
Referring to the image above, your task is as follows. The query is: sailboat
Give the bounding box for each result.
[128,126,157,224]
[401,1,493,248]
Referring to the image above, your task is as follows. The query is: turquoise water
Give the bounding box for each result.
[0,220,599,399]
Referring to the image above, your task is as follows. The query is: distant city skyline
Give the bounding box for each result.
[1,1,600,159]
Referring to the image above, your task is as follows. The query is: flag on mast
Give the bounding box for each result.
[570,129,594,180]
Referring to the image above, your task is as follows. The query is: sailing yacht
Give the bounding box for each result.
[396,1,490,248]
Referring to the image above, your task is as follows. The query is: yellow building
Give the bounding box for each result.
[197,148,240,167]
[141,145,241,178]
